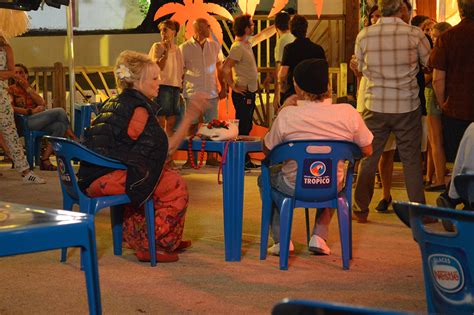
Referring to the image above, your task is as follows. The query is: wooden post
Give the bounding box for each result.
[344,0,359,89]
[52,62,66,109]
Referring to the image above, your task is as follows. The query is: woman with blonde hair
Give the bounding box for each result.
[0,33,45,183]
[78,50,208,263]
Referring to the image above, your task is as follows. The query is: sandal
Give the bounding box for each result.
[40,158,57,171]
[135,251,179,263]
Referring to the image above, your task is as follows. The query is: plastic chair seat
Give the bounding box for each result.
[260,140,361,270]
[46,136,157,267]
[0,202,101,314]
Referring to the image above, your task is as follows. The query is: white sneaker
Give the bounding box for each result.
[268,240,295,256]
[309,235,330,255]
[22,171,46,184]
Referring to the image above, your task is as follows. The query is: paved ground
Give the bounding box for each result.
[0,160,442,314]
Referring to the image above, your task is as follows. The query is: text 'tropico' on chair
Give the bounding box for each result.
[260,140,362,270]
[46,136,157,266]
[393,201,474,314]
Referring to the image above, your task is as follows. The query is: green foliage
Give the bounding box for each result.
[137,0,151,17]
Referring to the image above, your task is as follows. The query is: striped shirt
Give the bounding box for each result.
[355,17,431,113]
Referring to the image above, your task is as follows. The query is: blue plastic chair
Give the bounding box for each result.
[14,113,48,168]
[260,140,362,270]
[393,201,474,314]
[74,104,94,139]
[45,136,157,266]
[272,299,404,315]
[0,202,101,314]
[454,174,474,208]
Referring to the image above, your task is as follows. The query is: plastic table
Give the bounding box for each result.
[180,136,262,261]
[0,202,101,314]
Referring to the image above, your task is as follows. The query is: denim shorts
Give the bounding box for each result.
[187,97,219,124]
[156,85,181,117]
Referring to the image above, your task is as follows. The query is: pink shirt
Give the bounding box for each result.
[264,98,373,188]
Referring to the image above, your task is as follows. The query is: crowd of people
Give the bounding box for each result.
[1,0,473,264]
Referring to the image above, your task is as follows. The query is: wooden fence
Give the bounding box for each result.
[29,62,346,128]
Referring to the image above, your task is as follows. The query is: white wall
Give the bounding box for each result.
[27,0,143,30]
[10,33,158,67]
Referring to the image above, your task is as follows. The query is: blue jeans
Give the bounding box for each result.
[157,85,181,117]
[257,165,333,243]
[27,108,69,137]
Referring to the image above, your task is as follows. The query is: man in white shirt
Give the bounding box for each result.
[353,0,431,223]
[261,58,373,256]
[180,18,227,166]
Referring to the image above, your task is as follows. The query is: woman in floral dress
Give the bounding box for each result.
[0,33,45,184]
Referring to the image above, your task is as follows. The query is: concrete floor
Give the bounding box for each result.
[0,161,441,314]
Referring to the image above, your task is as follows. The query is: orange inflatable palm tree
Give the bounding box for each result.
[268,0,324,18]
[238,0,260,16]
[153,0,234,43]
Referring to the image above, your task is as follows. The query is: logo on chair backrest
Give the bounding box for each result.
[57,157,72,184]
[302,159,332,188]
[310,161,326,176]
[429,254,465,294]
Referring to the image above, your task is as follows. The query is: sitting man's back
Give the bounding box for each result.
[261,58,373,256]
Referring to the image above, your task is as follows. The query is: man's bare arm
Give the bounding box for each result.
[432,69,446,109]
[278,65,289,93]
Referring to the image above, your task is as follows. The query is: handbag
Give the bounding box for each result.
[197,119,238,141]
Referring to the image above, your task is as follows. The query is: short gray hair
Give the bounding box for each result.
[378,0,403,16]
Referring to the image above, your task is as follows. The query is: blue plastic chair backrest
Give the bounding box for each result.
[267,140,361,202]
[395,201,474,314]
[454,174,474,208]
[272,299,403,315]
[45,136,126,201]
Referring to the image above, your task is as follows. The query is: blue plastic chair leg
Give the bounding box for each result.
[337,196,351,270]
[60,248,68,262]
[110,205,124,256]
[279,198,294,270]
[62,199,93,264]
[81,223,102,314]
[60,198,75,262]
[305,208,310,245]
[144,199,156,267]
[35,137,43,166]
[259,200,272,260]
[25,136,34,168]
[349,207,353,260]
